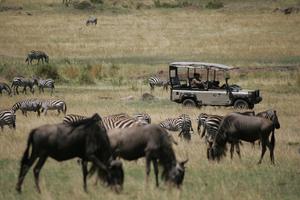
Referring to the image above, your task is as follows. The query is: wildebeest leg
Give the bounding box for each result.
[235,143,241,159]
[230,143,234,159]
[81,160,88,192]
[33,155,48,193]
[152,159,159,187]
[265,139,275,165]
[145,156,151,184]
[258,139,267,164]
[16,156,38,193]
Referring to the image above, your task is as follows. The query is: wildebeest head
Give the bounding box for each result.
[166,159,188,187]
[107,160,124,192]
[211,130,228,161]
[44,55,49,63]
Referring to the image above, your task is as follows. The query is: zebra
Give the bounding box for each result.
[159,114,193,141]
[0,82,12,96]
[197,113,208,136]
[63,114,87,125]
[25,50,49,65]
[86,16,97,26]
[63,113,145,131]
[132,113,151,124]
[41,99,67,116]
[0,109,16,131]
[11,99,42,117]
[38,79,55,95]
[11,77,38,95]
[102,113,144,131]
[148,76,169,91]
[201,111,255,159]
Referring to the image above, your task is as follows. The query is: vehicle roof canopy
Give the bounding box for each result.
[169,62,235,71]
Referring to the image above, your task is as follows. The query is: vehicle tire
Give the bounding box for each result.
[233,99,249,109]
[182,99,196,107]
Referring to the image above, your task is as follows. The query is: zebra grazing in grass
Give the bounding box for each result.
[41,99,67,116]
[200,111,255,160]
[132,113,151,124]
[0,109,16,131]
[197,113,208,135]
[86,16,97,26]
[159,114,193,141]
[11,77,38,95]
[0,82,12,96]
[38,79,55,95]
[63,113,145,131]
[25,50,49,65]
[148,77,169,91]
[12,99,42,117]
[102,113,145,131]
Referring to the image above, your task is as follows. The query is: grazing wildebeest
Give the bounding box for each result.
[198,111,255,160]
[86,16,97,25]
[25,50,49,65]
[15,113,124,193]
[106,124,188,187]
[210,112,280,164]
[11,77,38,95]
[0,82,12,96]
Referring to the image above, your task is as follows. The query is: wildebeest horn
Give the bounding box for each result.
[180,159,189,166]
[91,113,101,121]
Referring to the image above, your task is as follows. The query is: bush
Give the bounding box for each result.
[206,1,224,9]
[34,64,60,80]
[78,66,95,85]
[0,64,20,81]
[90,0,103,4]
[63,66,80,80]
[73,0,94,9]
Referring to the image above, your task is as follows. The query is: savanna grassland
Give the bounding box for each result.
[0,0,300,200]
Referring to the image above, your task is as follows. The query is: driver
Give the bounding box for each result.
[190,73,203,88]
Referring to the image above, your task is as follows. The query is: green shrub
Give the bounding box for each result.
[34,64,60,80]
[206,1,224,9]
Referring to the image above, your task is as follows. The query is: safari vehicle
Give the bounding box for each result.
[169,62,262,109]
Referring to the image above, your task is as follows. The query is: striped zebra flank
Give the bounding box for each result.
[38,79,55,95]
[0,82,12,96]
[11,98,42,117]
[132,113,151,124]
[197,113,208,136]
[63,113,145,131]
[41,99,67,116]
[11,77,38,95]
[0,109,16,130]
[148,76,169,91]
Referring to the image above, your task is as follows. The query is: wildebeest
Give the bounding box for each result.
[16,113,124,193]
[86,16,97,25]
[210,111,280,164]
[25,50,49,65]
[11,77,38,95]
[0,82,12,96]
[106,125,188,187]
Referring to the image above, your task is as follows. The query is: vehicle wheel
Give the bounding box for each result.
[233,99,249,109]
[182,99,196,107]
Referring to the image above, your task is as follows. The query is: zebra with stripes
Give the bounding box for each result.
[11,99,42,117]
[41,99,67,116]
[0,82,12,96]
[148,76,169,91]
[38,78,55,95]
[0,109,16,131]
[197,113,208,136]
[63,113,145,131]
[25,50,49,65]
[11,77,38,95]
[159,114,193,141]
[132,113,151,124]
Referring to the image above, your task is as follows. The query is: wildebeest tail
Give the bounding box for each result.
[21,129,34,166]
[271,130,275,149]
